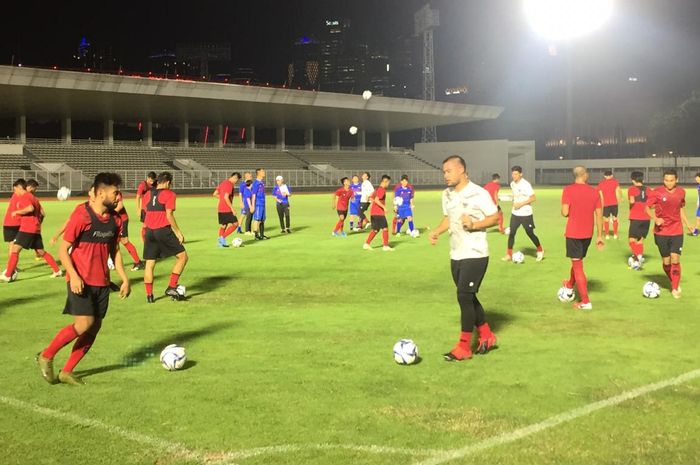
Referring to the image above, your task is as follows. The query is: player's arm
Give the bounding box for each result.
[111,245,130,299]
[645,204,661,225]
[275,189,282,203]
[680,206,694,233]
[11,203,34,217]
[49,218,71,246]
[224,192,236,214]
[250,193,256,213]
[166,210,185,243]
[514,194,536,210]
[375,197,386,212]
[429,216,450,245]
[333,194,339,210]
[463,211,499,231]
[561,203,570,217]
[595,207,604,249]
[59,239,83,295]
[628,192,636,206]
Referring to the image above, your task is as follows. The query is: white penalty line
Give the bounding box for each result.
[414,368,700,465]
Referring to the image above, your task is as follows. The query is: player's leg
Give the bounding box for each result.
[35,247,62,277]
[612,211,619,239]
[504,216,520,260]
[277,204,286,233]
[497,206,505,233]
[522,216,544,260]
[444,259,477,361]
[603,213,611,238]
[473,293,497,354]
[392,214,399,235]
[142,228,158,303]
[407,215,415,234]
[283,205,290,232]
[363,217,379,249]
[381,226,392,250]
[144,260,156,303]
[1,242,23,281]
[245,212,253,235]
[333,212,346,235]
[59,313,104,385]
[120,234,144,270]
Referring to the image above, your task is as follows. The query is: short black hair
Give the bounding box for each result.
[400,174,409,181]
[511,165,523,173]
[12,178,27,189]
[492,173,501,180]
[255,168,264,174]
[340,177,348,184]
[630,171,644,183]
[442,155,466,170]
[695,171,700,178]
[147,171,157,180]
[604,170,613,176]
[157,171,173,184]
[363,171,370,179]
[381,174,391,182]
[663,169,678,178]
[26,179,39,188]
[230,172,241,179]
[92,172,122,192]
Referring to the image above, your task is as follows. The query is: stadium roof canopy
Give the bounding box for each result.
[0,65,502,132]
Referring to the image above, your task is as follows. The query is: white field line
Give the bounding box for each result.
[413,368,700,465]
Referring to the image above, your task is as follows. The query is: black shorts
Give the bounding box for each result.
[14,231,44,250]
[629,220,650,240]
[509,215,536,231]
[654,234,683,257]
[63,283,110,319]
[122,219,130,238]
[370,215,388,231]
[566,237,592,259]
[140,209,146,223]
[337,210,348,218]
[603,205,619,217]
[451,257,489,293]
[143,226,186,260]
[3,226,19,242]
[218,212,238,225]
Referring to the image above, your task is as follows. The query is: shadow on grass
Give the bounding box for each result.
[283,225,309,234]
[586,279,606,292]
[76,322,232,379]
[642,273,670,290]
[482,309,516,333]
[186,274,235,298]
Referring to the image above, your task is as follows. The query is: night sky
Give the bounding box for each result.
[3,0,700,138]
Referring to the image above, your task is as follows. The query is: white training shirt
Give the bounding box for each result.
[510,178,535,217]
[360,180,374,202]
[442,181,498,260]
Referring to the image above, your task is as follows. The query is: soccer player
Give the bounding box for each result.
[142,172,188,303]
[428,155,499,361]
[1,180,62,282]
[3,179,27,261]
[627,171,650,268]
[273,175,292,234]
[135,171,157,223]
[504,166,544,261]
[645,169,695,299]
[250,168,269,240]
[394,175,416,236]
[36,172,129,385]
[363,175,393,251]
[240,172,254,235]
[213,172,241,247]
[114,191,144,270]
[359,172,374,230]
[332,177,355,236]
[693,172,700,236]
[483,173,505,234]
[597,170,622,239]
[348,175,362,231]
[560,166,604,310]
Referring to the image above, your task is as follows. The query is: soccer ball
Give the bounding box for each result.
[393,339,418,365]
[393,196,404,207]
[411,229,420,238]
[349,126,358,135]
[642,281,661,299]
[57,186,71,201]
[1,269,18,282]
[231,237,243,247]
[176,285,186,297]
[362,90,373,101]
[627,256,641,270]
[160,344,187,371]
[557,286,575,302]
[512,251,525,264]
[504,227,511,235]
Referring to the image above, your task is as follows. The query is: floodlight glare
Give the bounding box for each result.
[524,0,613,41]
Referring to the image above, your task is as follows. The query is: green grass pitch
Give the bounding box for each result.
[1,188,699,465]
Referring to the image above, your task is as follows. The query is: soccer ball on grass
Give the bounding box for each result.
[642,282,661,299]
[160,344,187,371]
[557,286,575,302]
[512,251,525,264]
[231,237,243,247]
[393,339,419,365]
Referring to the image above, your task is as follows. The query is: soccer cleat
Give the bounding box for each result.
[131,262,145,271]
[605,235,610,240]
[281,229,287,234]
[613,235,618,239]
[36,353,56,384]
[362,243,372,250]
[443,345,473,362]
[332,231,339,237]
[165,287,185,301]
[573,302,593,310]
[352,227,360,232]
[58,371,85,386]
[536,250,544,262]
[340,232,347,237]
[146,294,155,304]
[0,273,11,283]
[476,334,498,355]
[51,270,64,278]
[382,246,395,252]
[501,255,512,262]
[672,288,682,299]
[286,229,291,234]
[261,235,270,240]
[218,237,229,247]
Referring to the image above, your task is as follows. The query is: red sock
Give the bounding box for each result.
[566,264,576,288]
[498,211,504,232]
[223,225,236,238]
[572,260,589,304]
[366,230,377,244]
[506,248,513,256]
[169,273,180,288]
[43,252,60,273]
[670,263,681,290]
[638,243,644,257]
[536,245,543,252]
[42,325,79,359]
[604,221,609,235]
[218,227,225,237]
[382,230,389,246]
[458,331,472,351]
[145,282,153,295]
[629,241,636,255]
[334,220,344,233]
[123,242,141,263]
[613,219,619,235]
[392,217,398,234]
[477,323,493,340]
[63,331,98,373]
[5,252,19,277]
[663,263,672,280]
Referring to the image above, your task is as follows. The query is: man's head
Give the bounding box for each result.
[362,172,370,181]
[256,168,265,180]
[340,177,350,188]
[147,171,157,185]
[631,171,644,185]
[92,172,122,208]
[26,179,39,193]
[157,171,173,189]
[492,173,501,182]
[442,155,468,187]
[229,172,241,183]
[695,171,700,184]
[244,172,253,181]
[351,175,360,183]
[275,175,284,186]
[573,165,588,183]
[400,174,409,187]
[663,169,678,190]
[511,166,523,183]
[603,170,614,179]
[12,178,27,194]
[380,174,391,188]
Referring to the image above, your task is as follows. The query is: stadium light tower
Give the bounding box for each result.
[415,4,439,143]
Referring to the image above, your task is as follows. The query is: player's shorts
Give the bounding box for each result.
[397,206,413,219]
[654,234,683,257]
[14,231,44,250]
[63,283,110,319]
[337,210,348,218]
[140,209,146,223]
[603,205,619,217]
[370,215,388,230]
[628,220,650,240]
[218,212,238,225]
[143,226,186,260]
[253,205,266,222]
[509,214,536,232]
[451,257,489,293]
[566,237,592,259]
[3,225,19,242]
[121,220,130,239]
[349,201,360,216]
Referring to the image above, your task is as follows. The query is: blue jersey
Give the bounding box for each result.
[251,179,266,206]
[395,185,414,206]
[272,184,291,205]
[240,182,252,210]
[350,183,362,204]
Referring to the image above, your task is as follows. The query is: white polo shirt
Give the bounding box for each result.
[360,180,374,202]
[442,181,497,260]
[510,178,535,217]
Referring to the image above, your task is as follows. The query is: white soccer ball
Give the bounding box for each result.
[175,285,186,297]
[504,227,511,235]
[557,286,575,302]
[642,281,661,299]
[411,229,420,238]
[107,257,115,270]
[393,196,404,207]
[2,269,18,282]
[362,90,373,101]
[512,251,525,264]
[57,186,71,201]
[393,339,419,365]
[349,126,358,135]
[627,256,641,270]
[231,237,243,248]
[160,344,187,371]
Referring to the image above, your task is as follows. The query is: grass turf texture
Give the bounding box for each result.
[1,188,699,465]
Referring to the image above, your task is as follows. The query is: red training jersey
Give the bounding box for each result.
[64,203,122,287]
[597,178,620,207]
[3,192,21,227]
[115,192,129,221]
[137,181,151,210]
[217,180,235,213]
[483,181,500,205]
[562,183,602,239]
[370,187,387,216]
[335,187,354,211]
[17,192,42,234]
[628,185,650,221]
[648,186,685,236]
[144,189,177,230]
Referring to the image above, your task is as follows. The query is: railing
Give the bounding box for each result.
[0,170,86,192]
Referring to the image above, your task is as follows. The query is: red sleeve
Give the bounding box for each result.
[16,195,31,210]
[646,190,657,207]
[165,191,176,211]
[63,208,90,244]
[561,186,571,205]
[116,216,124,239]
[680,188,686,207]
